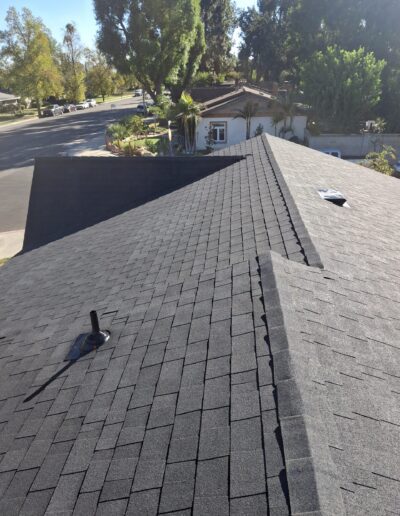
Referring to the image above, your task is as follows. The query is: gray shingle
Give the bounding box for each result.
[46,472,85,513]
[195,457,229,498]
[159,461,196,513]
[127,489,160,515]
[0,134,351,516]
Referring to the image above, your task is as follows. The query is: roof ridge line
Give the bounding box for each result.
[259,251,346,516]
[261,134,324,270]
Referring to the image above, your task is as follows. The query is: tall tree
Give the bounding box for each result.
[85,54,114,101]
[170,18,205,101]
[301,46,386,132]
[239,1,294,83]
[200,0,236,75]
[0,7,62,115]
[93,0,204,101]
[61,23,85,102]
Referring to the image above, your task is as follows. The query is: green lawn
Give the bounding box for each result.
[0,108,37,126]
[94,93,133,104]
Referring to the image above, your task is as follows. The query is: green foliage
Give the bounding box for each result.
[238,1,293,82]
[108,122,130,141]
[85,54,114,100]
[94,0,204,101]
[176,92,202,153]
[125,115,145,135]
[362,146,396,176]
[61,23,85,102]
[380,67,400,132]
[234,100,259,140]
[144,138,159,154]
[254,123,264,136]
[193,71,215,86]
[200,0,236,75]
[150,95,173,121]
[112,74,127,96]
[0,7,63,115]
[300,46,385,132]
[108,114,146,142]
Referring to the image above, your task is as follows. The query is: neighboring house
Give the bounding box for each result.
[0,136,399,515]
[196,86,307,150]
[0,91,20,107]
[189,85,236,103]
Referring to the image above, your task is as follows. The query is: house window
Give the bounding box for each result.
[210,122,227,143]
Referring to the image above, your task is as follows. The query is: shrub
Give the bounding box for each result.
[362,146,395,175]
[108,123,130,141]
[126,115,145,135]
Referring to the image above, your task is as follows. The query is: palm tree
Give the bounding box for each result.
[234,101,259,140]
[272,95,297,138]
[176,92,202,154]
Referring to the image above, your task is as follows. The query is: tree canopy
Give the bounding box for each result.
[0,7,62,115]
[200,0,236,75]
[94,0,204,100]
[61,23,86,102]
[301,46,385,132]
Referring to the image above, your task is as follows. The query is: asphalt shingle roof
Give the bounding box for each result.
[0,134,399,515]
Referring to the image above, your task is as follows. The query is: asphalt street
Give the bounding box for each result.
[0,97,140,235]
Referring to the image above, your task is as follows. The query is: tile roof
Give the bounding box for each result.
[0,134,399,515]
[200,86,275,115]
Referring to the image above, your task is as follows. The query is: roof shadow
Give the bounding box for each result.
[22,155,244,253]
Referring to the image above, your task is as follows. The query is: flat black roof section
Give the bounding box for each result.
[23,155,243,253]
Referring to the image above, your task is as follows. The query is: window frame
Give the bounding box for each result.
[210,121,227,144]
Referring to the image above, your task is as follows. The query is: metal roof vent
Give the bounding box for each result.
[25,311,110,403]
[318,188,348,207]
[66,311,110,361]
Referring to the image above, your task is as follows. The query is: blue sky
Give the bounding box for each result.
[0,0,257,49]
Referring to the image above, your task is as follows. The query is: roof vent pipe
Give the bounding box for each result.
[66,310,110,361]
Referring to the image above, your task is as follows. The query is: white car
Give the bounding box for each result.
[76,101,89,110]
[86,98,97,107]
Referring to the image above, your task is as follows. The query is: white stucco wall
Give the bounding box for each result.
[305,130,400,158]
[196,116,307,150]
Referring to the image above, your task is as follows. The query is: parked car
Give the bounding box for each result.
[63,103,77,113]
[76,101,89,110]
[136,103,151,115]
[42,104,63,117]
[134,89,143,97]
[321,148,342,159]
[86,98,97,107]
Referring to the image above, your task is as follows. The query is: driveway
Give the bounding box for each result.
[0,97,139,258]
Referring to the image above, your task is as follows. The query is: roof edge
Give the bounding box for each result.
[261,134,324,269]
[259,252,345,516]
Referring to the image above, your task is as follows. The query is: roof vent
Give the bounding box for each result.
[318,188,348,207]
[24,311,110,403]
[66,310,110,361]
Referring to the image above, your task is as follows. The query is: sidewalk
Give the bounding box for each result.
[63,133,114,157]
[0,230,24,260]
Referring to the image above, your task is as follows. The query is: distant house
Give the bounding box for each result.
[189,85,236,103]
[196,86,307,150]
[0,91,20,107]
